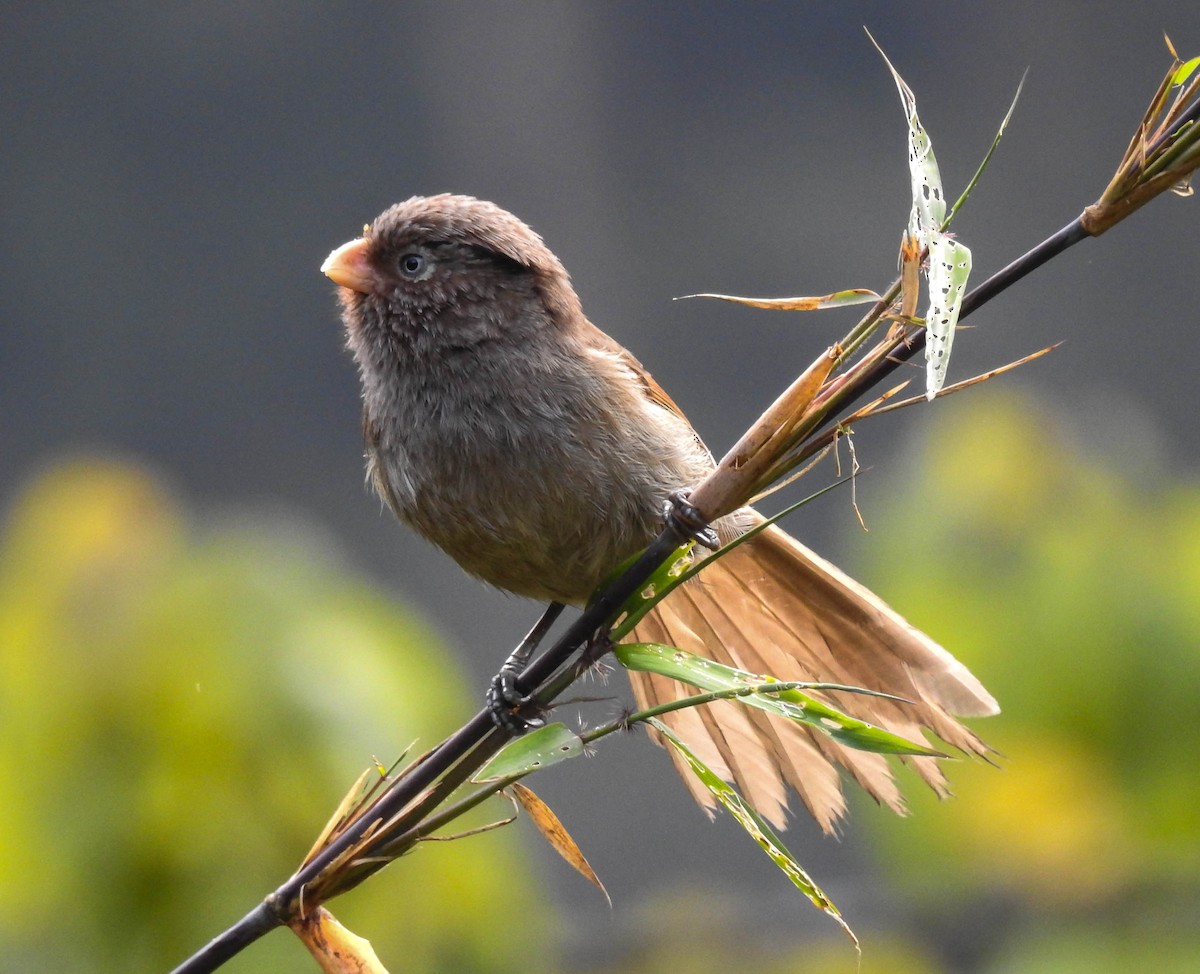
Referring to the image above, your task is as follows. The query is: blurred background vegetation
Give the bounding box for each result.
[0,460,545,972]
[2,4,1197,973]
[859,393,1200,972]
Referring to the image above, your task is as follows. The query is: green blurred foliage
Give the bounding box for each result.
[852,391,1200,968]
[0,460,544,973]
[587,887,936,974]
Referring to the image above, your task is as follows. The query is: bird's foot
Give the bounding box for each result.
[486,664,545,734]
[484,601,564,735]
[665,489,720,550]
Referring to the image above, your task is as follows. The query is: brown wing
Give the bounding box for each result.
[575,317,693,425]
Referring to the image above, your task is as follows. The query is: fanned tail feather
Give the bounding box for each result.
[628,512,997,831]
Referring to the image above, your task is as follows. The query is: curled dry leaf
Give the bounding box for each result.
[678,289,881,311]
[689,345,839,521]
[898,230,922,320]
[509,782,610,906]
[290,907,389,974]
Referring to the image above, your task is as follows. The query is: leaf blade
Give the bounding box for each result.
[616,642,944,757]
[648,718,858,946]
[473,723,584,781]
[509,782,610,906]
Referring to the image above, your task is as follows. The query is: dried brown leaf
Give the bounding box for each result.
[690,345,840,520]
[899,231,922,320]
[303,767,378,867]
[678,289,881,311]
[290,907,389,974]
[865,344,1059,417]
[509,782,610,906]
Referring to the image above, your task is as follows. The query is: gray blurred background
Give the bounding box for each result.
[2,2,1196,970]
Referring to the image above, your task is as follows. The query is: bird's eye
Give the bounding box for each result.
[399,253,427,277]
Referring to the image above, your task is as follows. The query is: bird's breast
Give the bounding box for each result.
[363,341,711,602]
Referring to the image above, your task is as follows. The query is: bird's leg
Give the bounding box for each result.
[665,489,720,550]
[487,600,566,733]
[487,488,716,734]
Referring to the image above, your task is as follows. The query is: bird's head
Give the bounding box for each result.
[321,194,582,346]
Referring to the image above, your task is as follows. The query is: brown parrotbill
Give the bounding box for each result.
[322,193,997,831]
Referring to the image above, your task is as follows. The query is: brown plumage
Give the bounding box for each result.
[322,194,997,831]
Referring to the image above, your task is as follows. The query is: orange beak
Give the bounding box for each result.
[321,237,376,293]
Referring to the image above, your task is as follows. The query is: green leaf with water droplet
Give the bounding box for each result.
[474,723,583,781]
[602,542,697,639]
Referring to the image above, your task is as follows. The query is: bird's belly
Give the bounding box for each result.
[369,434,669,603]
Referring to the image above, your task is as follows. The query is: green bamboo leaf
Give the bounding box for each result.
[1171,55,1200,87]
[648,718,858,946]
[945,71,1026,228]
[616,642,944,757]
[602,541,697,638]
[473,723,583,781]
